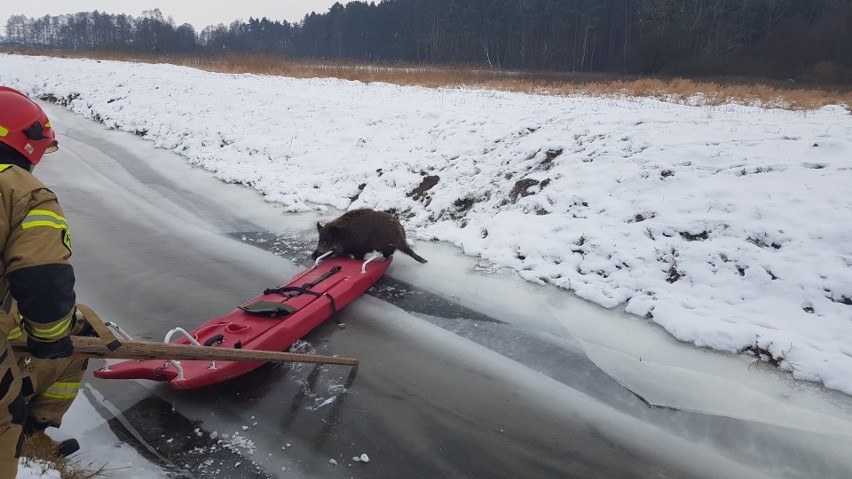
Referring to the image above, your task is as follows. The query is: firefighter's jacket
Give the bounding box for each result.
[0,163,75,345]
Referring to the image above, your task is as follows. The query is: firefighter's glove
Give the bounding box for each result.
[27,335,73,359]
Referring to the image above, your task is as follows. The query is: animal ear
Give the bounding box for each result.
[316,222,323,231]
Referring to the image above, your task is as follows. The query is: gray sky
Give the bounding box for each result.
[1,0,340,35]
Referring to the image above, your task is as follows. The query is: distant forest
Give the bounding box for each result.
[4,0,852,81]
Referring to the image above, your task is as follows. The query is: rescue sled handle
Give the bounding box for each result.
[10,336,360,367]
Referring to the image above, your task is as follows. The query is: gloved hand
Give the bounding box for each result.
[26,335,73,359]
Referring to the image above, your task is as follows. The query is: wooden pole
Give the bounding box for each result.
[11,336,359,367]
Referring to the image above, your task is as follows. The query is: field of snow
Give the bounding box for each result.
[1,53,851,395]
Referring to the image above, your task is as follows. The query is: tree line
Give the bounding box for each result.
[4,1,852,81]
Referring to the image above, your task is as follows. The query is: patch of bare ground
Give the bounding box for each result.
[3,48,851,110]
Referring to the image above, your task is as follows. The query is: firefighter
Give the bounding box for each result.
[0,86,78,476]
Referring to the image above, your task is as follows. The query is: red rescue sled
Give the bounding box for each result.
[94,255,391,389]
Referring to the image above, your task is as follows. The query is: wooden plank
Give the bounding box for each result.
[11,336,359,367]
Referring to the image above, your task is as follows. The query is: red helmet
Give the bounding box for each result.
[0,86,58,165]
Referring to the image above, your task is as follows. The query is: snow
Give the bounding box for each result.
[16,461,61,479]
[1,53,850,397]
[0,51,852,477]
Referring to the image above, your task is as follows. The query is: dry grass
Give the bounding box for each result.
[20,432,108,479]
[3,47,851,110]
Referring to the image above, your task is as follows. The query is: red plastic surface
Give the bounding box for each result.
[93,256,391,389]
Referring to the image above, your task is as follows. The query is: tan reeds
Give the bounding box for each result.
[2,48,850,110]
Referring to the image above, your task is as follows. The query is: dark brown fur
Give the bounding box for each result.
[311,209,427,263]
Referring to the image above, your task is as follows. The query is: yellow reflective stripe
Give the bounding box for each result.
[22,209,68,230]
[26,316,73,340]
[43,382,80,399]
[0,164,12,172]
[0,126,8,137]
[6,327,23,341]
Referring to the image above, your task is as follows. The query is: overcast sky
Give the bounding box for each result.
[1,0,341,35]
